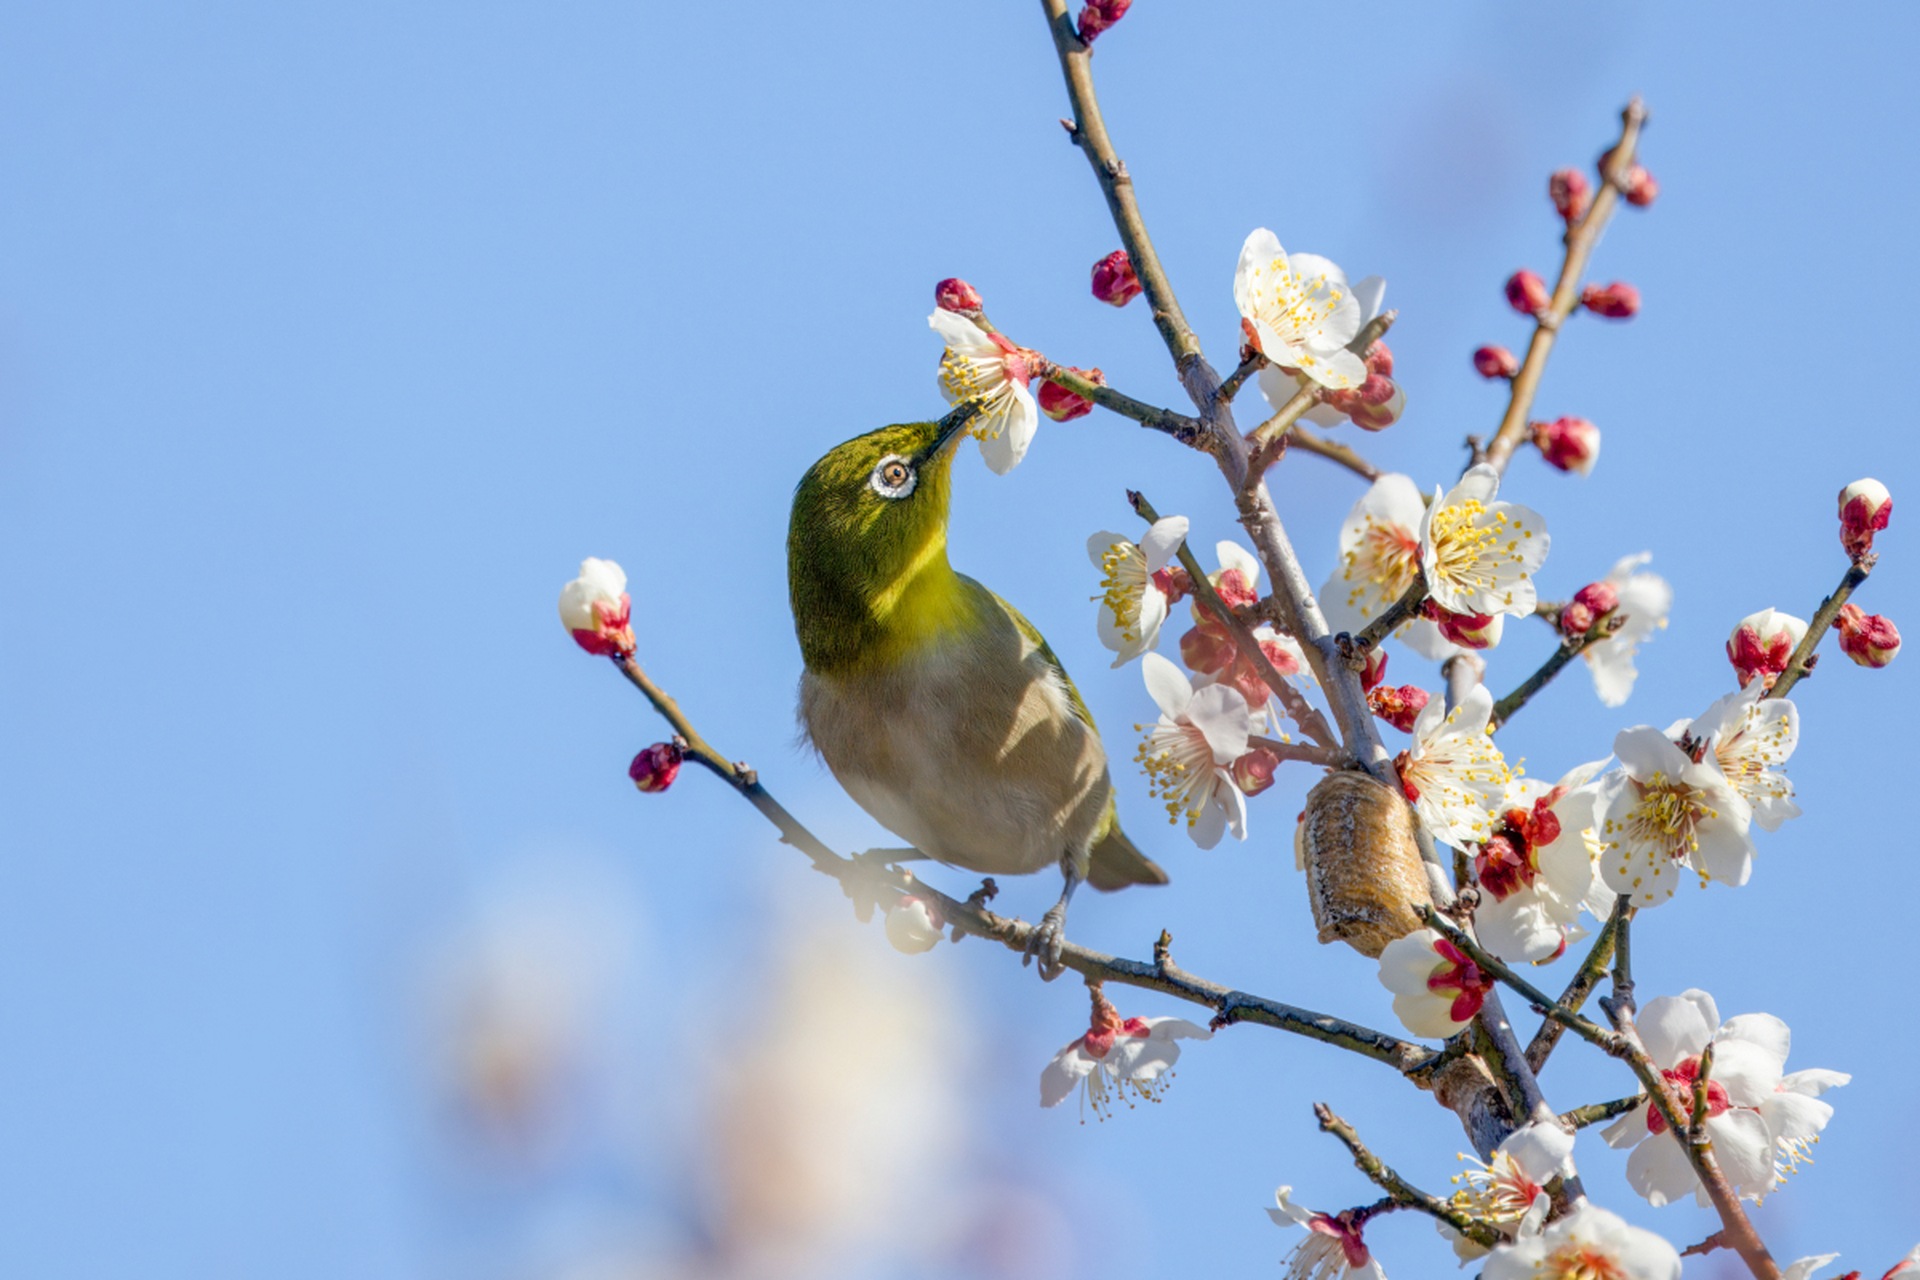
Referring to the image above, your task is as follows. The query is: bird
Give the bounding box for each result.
[787,401,1166,976]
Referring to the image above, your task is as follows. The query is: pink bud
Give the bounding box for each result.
[1364,340,1393,377]
[1231,746,1282,797]
[1359,646,1388,692]
[1076,0,1132,42]
[1550,167,1591,224]
[1427,603,1500,650]
[1368,684,1429,733]
[1837,603,1901,668]
[1473,345,1520,379]
[1559,581,1618,635]
[934,277,983,313]
[885,896,944,954]
[1839,478,1892,559]
[558,557,637,657]
[1624,165,1660,207]
[1581,281,1641,319]
[1091,249,1142,306]
[1531,416,1601,476]
[1323,375,1405,432]
[1039,366,1103,421]
[1505,269,1550,317]
[1727,608,1808,689]
[629,742,683,793]
[1153,566,1192,605]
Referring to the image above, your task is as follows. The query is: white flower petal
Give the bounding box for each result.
[1141,651,1193,720]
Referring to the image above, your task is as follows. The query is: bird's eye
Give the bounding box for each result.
[868,454,917,500]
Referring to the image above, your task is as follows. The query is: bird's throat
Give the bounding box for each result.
[795,530,975,673]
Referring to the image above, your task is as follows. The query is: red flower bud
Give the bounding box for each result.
[1573,581,1621,615]
[1076,0,1132,42]
[1505,269,1550,317]
[1368,684,1429,733]
[1727,609,1807,689]
[1432,606,1500,650]
[1624,165,1659,207]
[629,742,684,793]
[1091,249,1142,306]
[1838,478,1892,559]
[1038,366,1103,421]
[1364,340,1393,377]
[1473,345,1520,379]
[1359,646,1388,692]
[1837,603,1901,668]
[1581,281,1641,319]
[1153,566,1192,605]
[934,277,983,313]
[1531,416,1601,476]
[1232,746,1282,797]
[1550,167,1591,224]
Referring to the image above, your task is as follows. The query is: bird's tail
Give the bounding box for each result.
[1086,823,1168,891]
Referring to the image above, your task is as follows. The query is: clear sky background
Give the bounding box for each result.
[3,2,1916,1277]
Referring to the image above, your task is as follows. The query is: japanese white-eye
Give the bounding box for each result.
[788,403,1165,975]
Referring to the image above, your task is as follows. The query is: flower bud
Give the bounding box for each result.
[1091,249,1142,306]
[1727,608,1808,688]
[1368,684,1429,733]
[1581,281,1641,319]
[628,741,683,793]
[1323,375,1405,431]
[1232,745,1281,797]
[1363,340,1393,377]
[885,896,944,954]
[1427,604,1501,650]
[558,557,636,657]
[1039,366,1103,421]
[1624,165,1659,207]
[1473,345,1520,379]
[1153,566,1192,605]
[1505,269,1550,317]
[1838,477,1892,559]
[1560,581,1620,635]
[934,277,983,314]
[1076,0,1131,42]
[1531,416,1601,476]
[1836,603,1901,668]
[1359,646,1389,692]
[1550,167,1591,224]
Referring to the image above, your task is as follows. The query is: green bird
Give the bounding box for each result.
[787,402,1166,976]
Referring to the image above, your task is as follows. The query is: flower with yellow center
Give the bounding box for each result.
[1320,474,1459,660]
[1086,516,1189,668]
[1597,725,1754,906]
[928,308,1040,474]
[1133,652,1252,848]
[1398,684,1511,848]
[1479,1200,1680,1280]
[1232,228,1366,390]
[1418,464,1550,618]
[1683,683,1801,831]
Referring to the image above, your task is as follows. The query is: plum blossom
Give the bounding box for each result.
[1396,684,1511,849]
[1419,465,1549,619]
[1439,1121,1572,1259]
[1680,683,1801,832]
[1377,927,1495,1038]
[628,742,683,793]
[558,557,636,657]
[1179,541,1311,709]
[884,896,942,954]
[1478,1200,1680,1280]
[1837,603,1902,667]
[1087,516,1189,667]
[1783,1255,1844,1280]
[1259,272,1403,429]
[1596,717,1754,906]
[1268,1188,1386,1280]
[1040,986,1209,1120]
[1321,473,1458,660]
[1884,1243,1920,1278]
[1727,607,1807,690]
[1134,652,1253,848]
[929,308,1040,474]
[1234,229,1366,390]
[1472,761,1609,963]
[1581,552,1673,706]
[1838,477,1891,558]
[1601,990,1847,1207]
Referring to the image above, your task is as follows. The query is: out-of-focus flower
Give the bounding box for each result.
[1550,168,1591,223]
[884,896,943,954]
[930,308,1040,475]
[1624,165,1660,207]
[1532,416,1601,475]
[1838,478,1892,559]
[1088,517,1189,668]
[1040,985,1210,1118]
[1038,366,1102,421]
[1268,1188,1387,1280]
[1505,269,1550,317]
[1597,716,1754,905]
[1474,345,1520,379]
[1091,249,1141,306]
[933,277,983,314]
[1425,601,1504,650]
[1232,744,1282,797]
[1600,989,1847,1206]
[1784,1255,1845,1280]
[1179,541,1311,709]
[1378,927,1494,1037]
[1581,553,1673,707]
[1582,281,1641,318]
[1883,1243,1920,1278]
[1419,464,1550,618]
[558,557,636,657]
[1135,652,1253,848]
[1320,473,1458,660]
[1396,684,1510,847]
[1076,0,1132,43]
[1473,762,1609,963]
[1441,1121,1573,1258]
[1479,1200,1680,1280]
[1367,683,1429,733]
[1727,608,1808,690]
[628,742,683,793]
[1359,646,1389,692]
[1235,229,1366,390]
[1836,603,1901,667]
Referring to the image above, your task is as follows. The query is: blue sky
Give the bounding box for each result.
[3,2,1916,1276]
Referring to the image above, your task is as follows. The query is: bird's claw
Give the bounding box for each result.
[1021,905,1069,981]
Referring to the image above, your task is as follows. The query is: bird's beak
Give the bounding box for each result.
[918,399,986,464]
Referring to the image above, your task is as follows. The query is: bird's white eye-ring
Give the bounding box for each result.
[869,454,917,500]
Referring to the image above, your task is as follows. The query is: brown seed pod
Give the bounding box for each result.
[1294,769,1433,958]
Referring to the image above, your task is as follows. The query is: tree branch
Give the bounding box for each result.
[1314,1104,1502,1247]
[1285,426,1382,482]
[1526,896,1627,1073]
[1488,609,1625,732]
[1352,579,1430,652]
[1768,555,1873,700]
[1248,736,1346,767]
[1561,1094,1643,1130]
[1038,361,1207,446]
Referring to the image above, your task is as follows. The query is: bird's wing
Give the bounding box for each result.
[969,578,1100,735]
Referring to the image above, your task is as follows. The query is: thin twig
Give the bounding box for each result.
[1526,897,1627,1073]
[1285,426,1382,482]
[1561,1094,1643,1130]
[1039,362,1207,446]
[1488,610,1625,731]
[1314,1104,1502,1247]
[1216,352,1266,404]
[1248,736,1345,767]
[1352,580,1430,651]
[1768,556,1873,700]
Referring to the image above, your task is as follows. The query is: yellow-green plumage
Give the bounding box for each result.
[787,414,1165,905]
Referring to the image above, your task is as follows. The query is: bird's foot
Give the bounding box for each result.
[1021,904,1070,981]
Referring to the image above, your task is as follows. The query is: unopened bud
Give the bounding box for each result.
[628,741,683,793]
[1364,340,1393,377]
[1581,281,1641,319]
[1359,646,1389,692]
[1426,603,1502,650]
[1727,608,1808,689]
[885,896,944,954]
[1560,581,1620,635]
[558,557,637,657]
[1368,684,1429,733]
[1532,416,1601,476]
[1039,366,1103,421]
[1624,165,1659,207]
[1550,168,1591,224]
[1505,269,1551,317]
[1839,478,1892,559]
[1232,746,1282,797]
[1323,376,1405,432]
[1836,603,1901,668]
[1076,0,1132,42]
[1473,345,1520,379]
[1091,249,1142,306]
[934,277,983,313]
[1153,566,1192,605]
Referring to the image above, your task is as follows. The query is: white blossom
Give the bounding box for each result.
[1233,229,1366,390]
[1088,516,1189,667]
[1418,465,1549,619]
[1583,552,1673,707]
[1134,652,1252,848]
[929,308,1039,474]
[1399,684,1511,848]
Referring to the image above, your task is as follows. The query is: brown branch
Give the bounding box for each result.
[1561,1094,1643,1130]
[1285,426,1382,482]
[1216,352,1266,404]
[1526,896,1628,1073]
[1768,556,1873,701]
[1482,100,1649,475]
[1488,609,1625,732]
[1352,579,1429,651]
[1314,1104,1502,1247]
[1247,736,1345,767]
[1038,362,1207,446]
